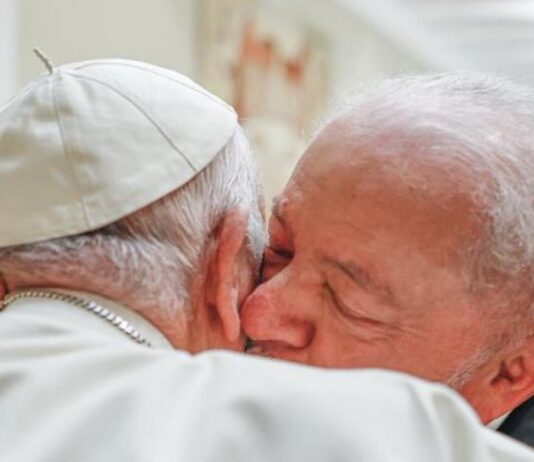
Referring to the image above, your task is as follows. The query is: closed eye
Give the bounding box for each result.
[261,246,292,281]
[325,283,358,319]
[325,283,386,328]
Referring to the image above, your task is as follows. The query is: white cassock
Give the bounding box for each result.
[0,290,532,462]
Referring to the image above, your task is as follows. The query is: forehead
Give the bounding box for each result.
[279,121,485,272]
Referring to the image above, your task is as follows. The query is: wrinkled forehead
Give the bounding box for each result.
[291,116,491,206]
[280,119,488,268]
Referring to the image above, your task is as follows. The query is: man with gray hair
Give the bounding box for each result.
[242,72,534,448]
[0,56,265,353]
[0,58,533,461]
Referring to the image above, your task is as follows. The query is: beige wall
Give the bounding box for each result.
[11,0,429,202]
[259,0,427,94]
[17,0,196,86]
[248,0,428,201]
[0,0,18,104]
[15,0,426,97]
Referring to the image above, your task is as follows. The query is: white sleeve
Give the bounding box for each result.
[1,338,533,462]
[183,352,534,462]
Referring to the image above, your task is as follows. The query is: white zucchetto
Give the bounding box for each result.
[0,59,237,247]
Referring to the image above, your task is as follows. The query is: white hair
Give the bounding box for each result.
[316,72,534,385]
[320,72,534,302]
[0,127,266,318]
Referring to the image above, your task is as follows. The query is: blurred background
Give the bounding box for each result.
[1,0,533,204]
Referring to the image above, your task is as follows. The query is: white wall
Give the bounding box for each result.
[259,0,428,96]
[0,0,18,104]
[250,0,429,201]
[11,0,431,202]
[15,0,429,97]
[17,0,196,87]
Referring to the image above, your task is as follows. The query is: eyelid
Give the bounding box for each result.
[325,284,349,313]
[326,283,390,330]
[261,248,291,277]
[326,283,368,322]
[266,245,293,260]
[261,247,292,282]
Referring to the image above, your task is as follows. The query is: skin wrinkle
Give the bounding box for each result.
[325,257,394,307]
[327,293,402,344]
[0,127,266,353]
[241,73,534,423]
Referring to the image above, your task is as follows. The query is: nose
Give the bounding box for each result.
[240,279,315,350]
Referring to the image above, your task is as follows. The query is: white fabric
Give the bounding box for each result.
[0,59,237,247]
[61,289,173,349]
[0,293,532,461]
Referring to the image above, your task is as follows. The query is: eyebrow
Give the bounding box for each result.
[324,257,398,308]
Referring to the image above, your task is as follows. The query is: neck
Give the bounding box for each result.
[2,273,194,349]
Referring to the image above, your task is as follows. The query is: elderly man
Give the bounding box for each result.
[242,73,534,447]
[0,58,532,461]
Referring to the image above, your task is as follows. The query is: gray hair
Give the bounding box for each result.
[320,73,534,304]
[0,127,266,317]
[316,72,534,386]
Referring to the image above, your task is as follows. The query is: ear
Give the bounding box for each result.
[463,337,534,423]
[206,207,252,343]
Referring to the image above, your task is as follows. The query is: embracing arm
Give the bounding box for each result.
[1,337,532,462]
[186,353,533,462]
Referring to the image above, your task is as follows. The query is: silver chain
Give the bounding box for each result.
[0,290,152,347]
